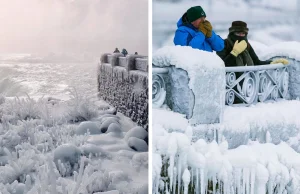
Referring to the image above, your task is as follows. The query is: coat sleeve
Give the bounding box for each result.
[174,29,190,46]
[188,32,206,50]
[216,42,236,66]
[174,29,206,50]
[248,44,271,65]
[206,31,225,52]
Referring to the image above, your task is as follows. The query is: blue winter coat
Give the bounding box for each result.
[173,18,224,52]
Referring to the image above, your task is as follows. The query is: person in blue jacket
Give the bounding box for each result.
[174,6,224,52]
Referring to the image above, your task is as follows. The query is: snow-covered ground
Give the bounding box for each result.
[0,58,148,194]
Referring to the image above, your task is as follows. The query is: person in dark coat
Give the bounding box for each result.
[173,6,224,52]
[113,48,120,53]
[217,21,289,66]
[121,48,128,56]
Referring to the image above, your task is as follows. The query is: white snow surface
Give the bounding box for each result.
[0,61,148,193]
[260,41,300,61]
[152,46,225,89]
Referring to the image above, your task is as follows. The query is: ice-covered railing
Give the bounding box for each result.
[153,63,289,106]
[152,45,300,125]
[225,63,289,105]
[98,53,148,130]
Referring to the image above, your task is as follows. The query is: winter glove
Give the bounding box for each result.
[199,21,212,38]
[270,58,289,65]
[230,40,247,57]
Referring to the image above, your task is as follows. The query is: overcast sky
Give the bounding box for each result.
[0,0,148,56]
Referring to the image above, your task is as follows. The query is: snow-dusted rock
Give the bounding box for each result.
[100,118,120,133]
[124,126,148,142]
[75,121,101,135]
[127,137,148,152]
[106,123,123,135]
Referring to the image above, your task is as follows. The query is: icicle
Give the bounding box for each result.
[236,168,241,194]
[245,168,250,194]
[173,167,177,194]
[213,176,216,194]
[242,168,246,194]
[155,176,160,194]
[168,134,177,192]
[191,168,194,187]
[196,168,199,194]
[182,168,190,194]
[255,164,269,194]
[178,155,182,194]
[200,169,205,194]
[250,167,255,194]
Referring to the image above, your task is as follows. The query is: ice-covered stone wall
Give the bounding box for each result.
[98,53,148,130]
[152,46,225,125]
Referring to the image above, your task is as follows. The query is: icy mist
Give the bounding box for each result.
[0,0,148,58]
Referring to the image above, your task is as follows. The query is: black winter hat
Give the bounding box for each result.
[186,6,206,22]
[229,21,249,34]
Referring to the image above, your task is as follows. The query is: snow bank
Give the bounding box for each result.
[153,46,225,124]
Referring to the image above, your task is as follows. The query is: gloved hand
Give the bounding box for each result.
[270,58,289,65]
[230,40,247,57]
[199,20,212,38]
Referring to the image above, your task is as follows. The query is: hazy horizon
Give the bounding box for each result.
[0,0,148,57]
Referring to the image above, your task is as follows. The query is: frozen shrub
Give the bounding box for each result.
[53,144,81,177]
[80,144,109,158]
[75,121,101,135]
[67,89,99,123]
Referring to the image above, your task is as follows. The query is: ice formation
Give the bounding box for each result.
[152,44,300,193]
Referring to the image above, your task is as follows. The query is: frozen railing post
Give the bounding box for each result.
[152,46,226,125]
[98,52,148,130]
[284,57,300,99]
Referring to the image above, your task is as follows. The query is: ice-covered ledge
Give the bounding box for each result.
[152,46,226,125]
[98,52,148,130]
